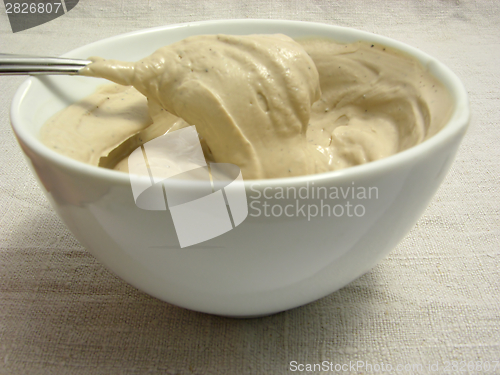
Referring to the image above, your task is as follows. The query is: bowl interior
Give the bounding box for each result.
[11,19,470,186]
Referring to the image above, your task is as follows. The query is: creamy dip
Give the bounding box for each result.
[40,34,453,179]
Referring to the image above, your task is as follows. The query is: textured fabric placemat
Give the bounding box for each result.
[0,1,498,374]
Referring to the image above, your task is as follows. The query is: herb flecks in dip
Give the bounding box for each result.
[40,34,453,179]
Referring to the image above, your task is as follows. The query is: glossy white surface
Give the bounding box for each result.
[10,20,470,317]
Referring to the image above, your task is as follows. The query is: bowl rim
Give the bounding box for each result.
[10,19,471,187]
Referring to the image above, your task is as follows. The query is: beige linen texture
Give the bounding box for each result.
[0,1,498,374]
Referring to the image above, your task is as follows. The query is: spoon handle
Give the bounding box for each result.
[0,53,91,75]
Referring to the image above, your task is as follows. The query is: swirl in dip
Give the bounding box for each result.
[40,34,453,179]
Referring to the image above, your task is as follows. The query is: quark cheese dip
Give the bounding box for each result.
[40,34,453,179]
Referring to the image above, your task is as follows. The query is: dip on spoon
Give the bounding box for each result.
[41,34,453,179]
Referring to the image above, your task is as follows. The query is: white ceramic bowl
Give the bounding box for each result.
[10,20,470,317]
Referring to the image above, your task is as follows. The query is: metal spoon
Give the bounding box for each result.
[0,53,92,75]
[0,53,133,168]
[0,54,161,170]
